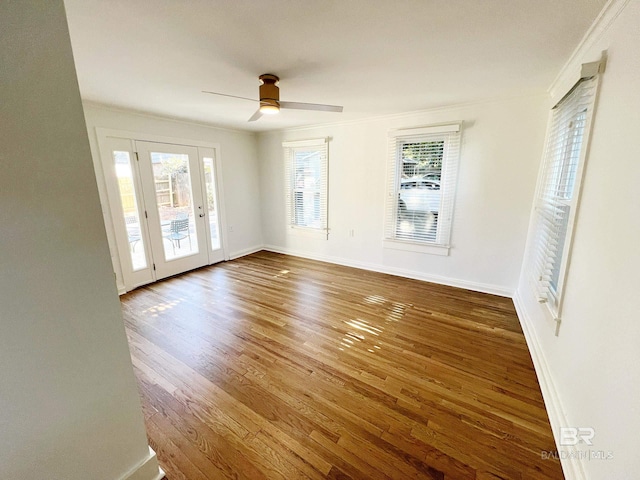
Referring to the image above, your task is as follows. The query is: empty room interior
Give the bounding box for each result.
[2,1,639,479]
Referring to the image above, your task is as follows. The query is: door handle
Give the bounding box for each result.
[199,213,205,217]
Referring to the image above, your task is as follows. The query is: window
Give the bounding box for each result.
[531,61,602,319]
[384,124,461,254]
[283,138,328,235]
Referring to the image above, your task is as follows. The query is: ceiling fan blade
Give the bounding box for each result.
[202,91,258,102]
[280,101,343,113]
[248,109,263,122]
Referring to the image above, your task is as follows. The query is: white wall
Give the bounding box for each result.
[515,1,640,478]
[82,104,262,290]
[259,96,548,295]
[0,2,160,479]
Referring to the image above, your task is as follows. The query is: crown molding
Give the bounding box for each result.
[82,100,255,137]
[548,0,630,99]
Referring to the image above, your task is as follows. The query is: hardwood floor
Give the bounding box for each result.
[121,251,563,480]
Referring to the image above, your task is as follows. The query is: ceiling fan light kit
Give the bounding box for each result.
[258,74,280,114]
[260,104,280,114]
[203,73,344,122]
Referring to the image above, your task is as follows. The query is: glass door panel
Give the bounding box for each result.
[199,147,225,264]
[203,156,221,250]
[149,152,199,261]
[113,151,148,270]
[100,135,154,292]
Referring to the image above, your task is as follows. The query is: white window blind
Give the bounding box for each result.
[531,64,601,315]
[385,124,461,249]
[283,138,328,233]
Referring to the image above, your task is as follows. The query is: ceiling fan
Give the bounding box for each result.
[203,74,343,122]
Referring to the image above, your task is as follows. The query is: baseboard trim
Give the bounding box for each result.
[120,447,164,480]
[513,292,585,480]
[229,244,264,260]
[262,244,513,297]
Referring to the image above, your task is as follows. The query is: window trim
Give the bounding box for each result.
[283,138,329,239]
[384,123,461,254]
[530,59,604,333]
[382,239,449,256]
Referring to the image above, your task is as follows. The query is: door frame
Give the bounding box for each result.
[96,128,229,293]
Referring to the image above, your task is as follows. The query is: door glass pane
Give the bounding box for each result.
[150,152,199,261]
[203,157,221,250]
[113,151,147,270]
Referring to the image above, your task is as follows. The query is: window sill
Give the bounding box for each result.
[288,226,329,240]
[532,284,562,334]
[383,239,449,256]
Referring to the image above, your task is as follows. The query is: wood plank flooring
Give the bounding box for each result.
[121,251,563,480]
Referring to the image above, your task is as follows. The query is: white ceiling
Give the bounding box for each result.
[64,0,607,132]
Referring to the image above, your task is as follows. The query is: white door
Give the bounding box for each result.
[99,135,227,290]
[135,141,210,280]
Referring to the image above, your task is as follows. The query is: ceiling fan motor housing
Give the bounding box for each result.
[259,74,280,109]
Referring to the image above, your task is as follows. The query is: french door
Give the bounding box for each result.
[101,135,226,291]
